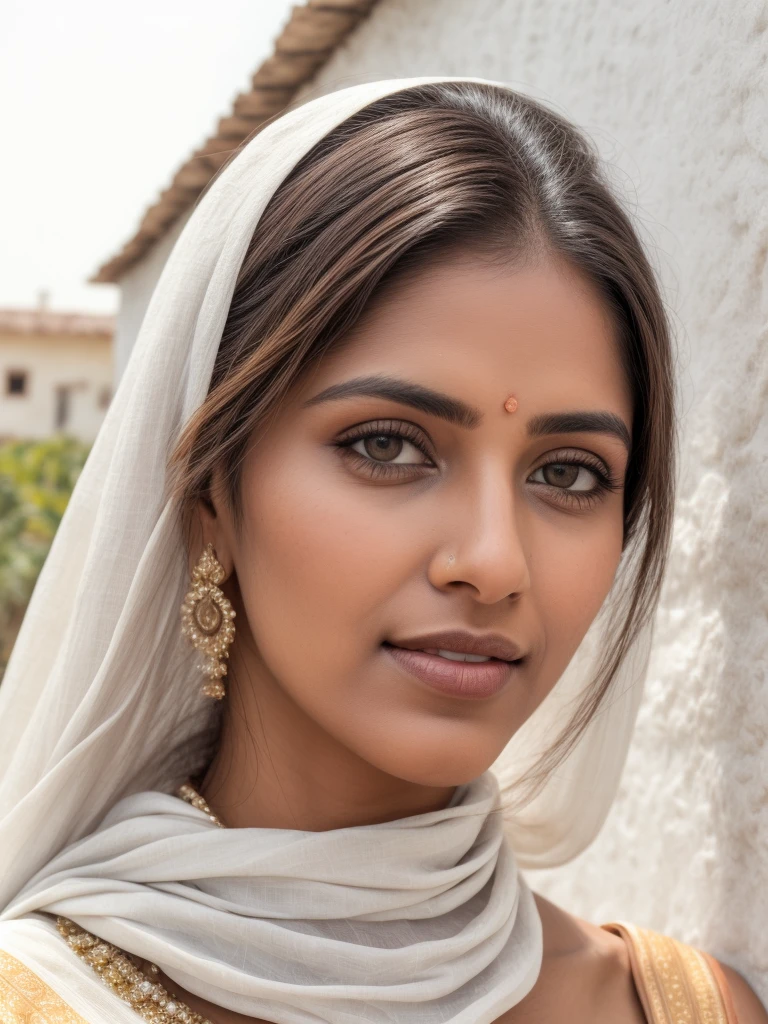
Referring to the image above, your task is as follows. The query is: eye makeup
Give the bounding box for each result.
[331,417,623,509]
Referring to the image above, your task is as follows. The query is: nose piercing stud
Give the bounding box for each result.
[504,395,518,413]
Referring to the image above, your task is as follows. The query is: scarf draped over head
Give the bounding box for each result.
[0,75,653,1022]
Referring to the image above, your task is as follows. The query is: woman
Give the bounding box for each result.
[0,75,764,1024]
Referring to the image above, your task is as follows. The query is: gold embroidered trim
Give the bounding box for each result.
[49,786,220,1024]
[603,921,731,1024]
[57,917,211,1024]
[0,947,87,1023]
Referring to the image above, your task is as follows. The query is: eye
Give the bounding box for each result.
[529,462,598,491]
[334,419,435,480]
[349,433,427,465]
[527,449,620,510]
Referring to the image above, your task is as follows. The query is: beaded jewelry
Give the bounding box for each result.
[180,544,236,700]
[57,783,224,1024]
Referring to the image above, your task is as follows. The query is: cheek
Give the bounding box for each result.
[234,448,423,683]
[531,509,624,679]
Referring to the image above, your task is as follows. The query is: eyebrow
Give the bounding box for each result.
[303,374,631,450]
[303,374,481,429]
[527,411,631,451]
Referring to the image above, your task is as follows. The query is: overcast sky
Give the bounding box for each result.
[2,1,296,314]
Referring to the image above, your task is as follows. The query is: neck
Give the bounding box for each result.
[199,643,456,833]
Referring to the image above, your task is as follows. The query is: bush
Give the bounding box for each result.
[0,436,90,677]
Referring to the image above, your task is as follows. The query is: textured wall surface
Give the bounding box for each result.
[293,0,768,997]
[0,334,112,441]
[114,213,190,384]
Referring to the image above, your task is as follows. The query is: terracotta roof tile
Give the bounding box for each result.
[93,0,380,284]
[0,309,114,338]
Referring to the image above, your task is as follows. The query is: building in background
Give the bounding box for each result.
[0,303,113,441]
[92,0,378,381]
[90,0,768,998]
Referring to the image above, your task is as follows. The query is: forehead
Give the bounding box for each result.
[305,255,631,418]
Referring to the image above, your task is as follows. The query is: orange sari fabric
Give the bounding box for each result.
[602,922,739,1024]
[0,924,740,1023]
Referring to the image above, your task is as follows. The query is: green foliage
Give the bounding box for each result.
[0,436,90,676]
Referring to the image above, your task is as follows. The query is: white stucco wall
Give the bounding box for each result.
[0,334,112,442]
[113,213,190,383]
[289,0,768,997]
[112,0,767,996]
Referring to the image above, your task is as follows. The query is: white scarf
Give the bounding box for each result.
[4,774,542,1022]
[0,74,654,1021]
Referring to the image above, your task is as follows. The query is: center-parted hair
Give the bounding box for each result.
[170,81,676,793]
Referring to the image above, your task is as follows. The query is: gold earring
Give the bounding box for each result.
[180,543,236,699]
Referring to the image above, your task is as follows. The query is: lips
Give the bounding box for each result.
[387,629,525,663]
[383,629,526,700]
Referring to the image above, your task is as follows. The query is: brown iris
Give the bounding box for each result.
[364,435,403,462]
[542,463,580,488]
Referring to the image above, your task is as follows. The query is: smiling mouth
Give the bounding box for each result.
[381,641,524,700]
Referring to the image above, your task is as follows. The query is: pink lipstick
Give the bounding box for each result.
[383,629,525,700]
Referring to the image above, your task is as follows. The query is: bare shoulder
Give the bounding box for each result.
[532,889,628,958]
[717,962,768,1024]
[497,892,644,1023]
[526,893,768,1024]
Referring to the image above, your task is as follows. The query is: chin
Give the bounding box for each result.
[361,726,504,789]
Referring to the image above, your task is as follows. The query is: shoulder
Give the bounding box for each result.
[716,961,768,1024]
[0,914,57,963]
[0,915,130,1024]
[531,893,768,1024]
[533,890,631,966]
[523,892,645,1023]
[0,918,86,1023]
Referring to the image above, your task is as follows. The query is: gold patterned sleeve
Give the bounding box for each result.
[602,921,739,1024]
[0,948,88,1024]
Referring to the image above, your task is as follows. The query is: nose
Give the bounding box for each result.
[427,466,532,605]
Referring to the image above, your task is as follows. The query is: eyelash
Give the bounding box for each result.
[333,422,621,508]
[335,420,435,480]
[529,448,620,510]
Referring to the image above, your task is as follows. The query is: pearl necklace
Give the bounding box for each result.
[57,782,224,1024]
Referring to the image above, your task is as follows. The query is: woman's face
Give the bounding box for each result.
[213,254,632,787]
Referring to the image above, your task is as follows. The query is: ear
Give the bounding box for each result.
[186,471,235,580]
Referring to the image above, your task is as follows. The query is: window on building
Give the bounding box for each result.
[97,385,112,410]
[55,385,71,430]
[6,370,28,395]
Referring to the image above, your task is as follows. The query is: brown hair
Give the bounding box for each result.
[169,81,676,794]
